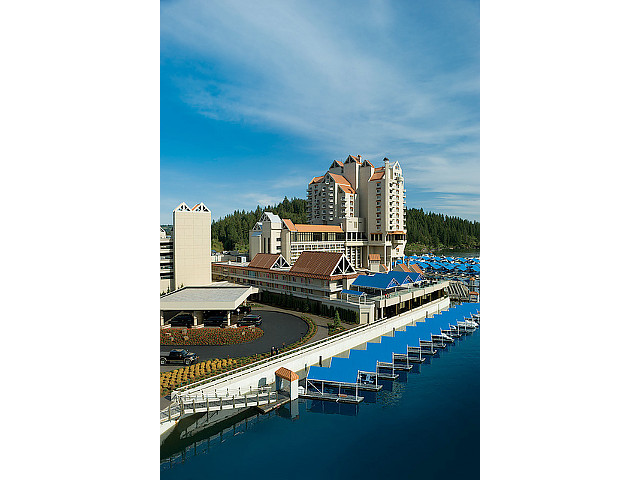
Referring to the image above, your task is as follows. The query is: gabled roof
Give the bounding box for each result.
[393,263,411,272]
[192,203,210,212]
[406,272,422,282]
[309,176,325,185]
[248,253,285,269]
[282,219,297,231]
[352,273,400,290]
[275,367,299,381]
[173,202,191,212]
[370,167,385,181]
[259,212,282,223]
[386,271,414,285]
[409,263,423,274]
[338,184,355,195]
[289,251,355,277]
[345,154,362,164]
[328,173,352,186]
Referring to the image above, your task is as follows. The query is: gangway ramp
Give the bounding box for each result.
[160,387,278,424]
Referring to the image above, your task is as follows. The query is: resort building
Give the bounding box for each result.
[213,251,359,302]
[212,250,449,324]
[160,202,212,293]
[249,154,407,271]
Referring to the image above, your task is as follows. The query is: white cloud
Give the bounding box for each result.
[423,194,480,221]
[162,0,479,220]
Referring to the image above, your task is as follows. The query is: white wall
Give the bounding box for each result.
[173,207,211,287]
[179,297,449,398]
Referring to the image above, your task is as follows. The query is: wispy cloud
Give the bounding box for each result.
[161,0,479,220]
[161,167,307,221]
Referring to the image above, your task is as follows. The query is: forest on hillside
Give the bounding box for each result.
[211,197,306,251]
[210,197,479,253]
[405,208,479,253]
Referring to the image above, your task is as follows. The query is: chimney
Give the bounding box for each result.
[357,155,361,161]
[383,157,389,166]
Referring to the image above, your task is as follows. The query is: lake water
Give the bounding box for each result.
[161,326,480,479]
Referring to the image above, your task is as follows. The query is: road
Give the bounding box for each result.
[160,308,308,372]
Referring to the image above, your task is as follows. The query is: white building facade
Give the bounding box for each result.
[160,202,212,293]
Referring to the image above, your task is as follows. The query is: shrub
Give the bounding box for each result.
[160,327,264,346]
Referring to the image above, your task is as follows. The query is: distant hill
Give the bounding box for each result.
[405,208,479,253]
[211,197,306,252]
[210,197,479,253]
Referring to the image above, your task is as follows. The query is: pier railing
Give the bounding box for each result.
[173,297,449,395]
[171,319,370,394]
[161,386,277,424]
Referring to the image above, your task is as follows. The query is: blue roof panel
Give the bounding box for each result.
[341,289,365,296]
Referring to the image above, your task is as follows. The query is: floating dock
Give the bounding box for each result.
[301,303,479,402]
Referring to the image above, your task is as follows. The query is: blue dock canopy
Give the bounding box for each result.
[351,274,401,290]
[341,289,365,296]
[306,303,480,387]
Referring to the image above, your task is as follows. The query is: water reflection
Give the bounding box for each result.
[161,327,478,471]
[161,408,263,468]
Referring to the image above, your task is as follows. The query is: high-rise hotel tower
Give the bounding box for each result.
[249,155,407,271]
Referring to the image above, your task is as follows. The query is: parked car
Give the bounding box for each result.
[169,314,193,327]
[204,315,226,327]
[160,349,199,366]
[237,314,262,327]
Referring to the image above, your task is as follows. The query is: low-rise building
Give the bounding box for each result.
[212,251,449,324]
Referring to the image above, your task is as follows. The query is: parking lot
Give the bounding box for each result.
[160,308,309,373]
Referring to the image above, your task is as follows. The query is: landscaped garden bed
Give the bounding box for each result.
[160,326,263,346]
[160,315,318,397]
[160,358,238,396]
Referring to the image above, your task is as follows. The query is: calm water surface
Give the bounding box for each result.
[161,327,479,479]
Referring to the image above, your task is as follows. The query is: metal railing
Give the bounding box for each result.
[173,297,450,394]
[367,282,446,301]
[161,386,277,423]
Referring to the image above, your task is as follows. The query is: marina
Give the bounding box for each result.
[160,312,480,478]
[300,303,479,403]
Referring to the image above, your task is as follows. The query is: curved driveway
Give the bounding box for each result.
[160,309,308,372]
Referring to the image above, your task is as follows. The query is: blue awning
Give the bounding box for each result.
[341,289,365,296]
[352,274,401,290]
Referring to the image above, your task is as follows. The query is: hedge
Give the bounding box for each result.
[257,291,359,323]
[161,327,263,346]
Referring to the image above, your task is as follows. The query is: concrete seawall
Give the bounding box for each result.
[181,297,449,397]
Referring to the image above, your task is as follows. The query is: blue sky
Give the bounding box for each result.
[161,0,479,224]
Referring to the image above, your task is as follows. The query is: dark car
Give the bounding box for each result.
[204,315,226,327]
[169,313,193,327]
[236,305,251,314]
[160,349,199,366]
[237,314,262,327]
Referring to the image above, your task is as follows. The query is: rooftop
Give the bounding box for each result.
[289,251,355,277]
[248,253,282,269]
[160,285,254,309]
